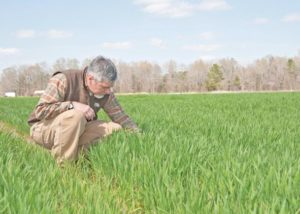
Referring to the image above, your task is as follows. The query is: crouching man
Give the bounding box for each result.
[28,55,139,164]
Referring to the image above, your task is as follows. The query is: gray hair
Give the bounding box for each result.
[87,56,117,82]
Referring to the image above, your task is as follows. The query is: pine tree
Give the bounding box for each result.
[205,64,223,91]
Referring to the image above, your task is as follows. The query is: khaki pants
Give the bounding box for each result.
[30,109,122,164]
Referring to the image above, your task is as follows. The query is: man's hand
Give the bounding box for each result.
[72,101,95,121]
[125,126,141,134]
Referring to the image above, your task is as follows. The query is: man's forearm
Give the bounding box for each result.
[121,118,139,131]
[34,101,70,120]
[103,93,139,131]
[103,103,138,130]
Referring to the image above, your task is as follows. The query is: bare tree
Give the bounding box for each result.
[218,58,240,91]
[188,59,209,91]
[52,58,79,71]
[163,60,177,92]
[3,54,300,95]
[0,67,18,94]
[115,61,134,93]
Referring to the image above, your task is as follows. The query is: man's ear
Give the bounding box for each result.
[86,74,94,83]
[85,74,94,88]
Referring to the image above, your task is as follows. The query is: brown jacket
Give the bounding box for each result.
[28,68,108,125]
[28,68,137,130]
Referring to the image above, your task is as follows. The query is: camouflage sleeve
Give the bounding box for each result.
[34,73,70,120]
[102,93,139,131]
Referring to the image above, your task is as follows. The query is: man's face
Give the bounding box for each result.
[87,74,113,96]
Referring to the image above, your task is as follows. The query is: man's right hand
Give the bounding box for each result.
[72,102,95,121]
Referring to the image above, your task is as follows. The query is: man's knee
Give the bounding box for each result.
[78,121,121,146]
[57,110,87,132]
[30,123,48,148]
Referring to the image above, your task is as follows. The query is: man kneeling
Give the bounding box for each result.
[28,55,139,164]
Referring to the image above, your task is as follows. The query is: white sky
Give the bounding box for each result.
[0,0,300,70]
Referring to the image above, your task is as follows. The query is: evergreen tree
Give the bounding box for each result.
[205,64,223,91]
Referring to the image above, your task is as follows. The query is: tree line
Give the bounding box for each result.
[1,55,300,96]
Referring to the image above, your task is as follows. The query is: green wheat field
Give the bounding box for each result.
[0,93,299,213]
